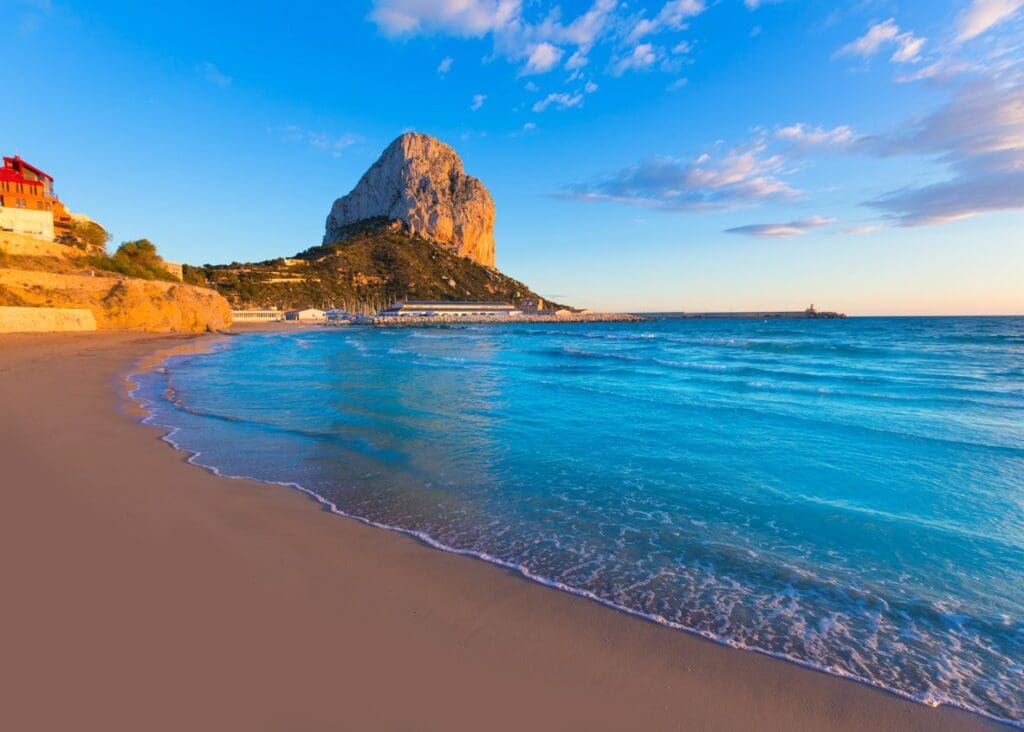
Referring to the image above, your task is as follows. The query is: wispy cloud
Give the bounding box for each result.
[471,93,487,111]
[564,140,797,212]
[522,42,564,75]
[627,0,705,43]
[842,225,882,235]
[533,91,584,112]
[437,56,454,75]
[957,0,1024,42]
[279,126,359,157]
[510,121,538,137]
[199,61,232,88]
[863,75,1024,225]
[369,0,519,37]
[726,215,834,238]
[611,43,659,76]
[836,19,926,64]
[775,123,856,150]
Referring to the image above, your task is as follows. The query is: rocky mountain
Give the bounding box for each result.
[323,133,496,268]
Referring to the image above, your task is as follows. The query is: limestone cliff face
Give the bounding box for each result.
[324,133,496,268]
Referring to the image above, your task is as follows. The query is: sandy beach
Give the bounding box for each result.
[0,331,1001,731]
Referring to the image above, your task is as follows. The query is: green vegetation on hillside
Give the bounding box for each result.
[85,239,178,282]
[184,225,561,312]
[59,220,111,252]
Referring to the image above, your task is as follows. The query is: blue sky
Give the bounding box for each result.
[3,0,1023,314]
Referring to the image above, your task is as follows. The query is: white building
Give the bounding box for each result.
[232,309,283,322]
[0,208,53,240]
[284,308,327,322]
[377,301,521,318]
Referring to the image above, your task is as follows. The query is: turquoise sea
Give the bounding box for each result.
[134,317,1024,725]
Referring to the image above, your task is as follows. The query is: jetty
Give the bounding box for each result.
[646,306,846,320]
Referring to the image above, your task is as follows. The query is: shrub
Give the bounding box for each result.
[85,239,177,281]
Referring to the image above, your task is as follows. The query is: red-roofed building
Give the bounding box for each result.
[0,156,73,240]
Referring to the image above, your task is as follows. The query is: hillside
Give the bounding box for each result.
[0,232,232,333]
[185,223,562,313]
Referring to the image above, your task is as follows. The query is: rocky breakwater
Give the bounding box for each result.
[323,133,496,268]
[365,312,646,326]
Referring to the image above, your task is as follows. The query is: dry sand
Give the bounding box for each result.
[0,331,1001,731]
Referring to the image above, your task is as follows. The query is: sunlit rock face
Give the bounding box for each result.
[323,132,496,268]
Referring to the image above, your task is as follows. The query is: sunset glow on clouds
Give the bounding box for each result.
[5,0,1024,313]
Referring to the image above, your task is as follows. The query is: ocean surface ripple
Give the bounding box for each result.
[135,317,1024,726]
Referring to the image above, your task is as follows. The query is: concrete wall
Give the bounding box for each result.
[0,207,54,240]
[0,306,97,333]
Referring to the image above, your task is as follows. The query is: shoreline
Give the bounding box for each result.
[0,330,1004,730]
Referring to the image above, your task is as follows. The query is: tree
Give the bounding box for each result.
[63,220,111,252]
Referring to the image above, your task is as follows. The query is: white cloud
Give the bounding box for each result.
[864,76,1024,225]
[672,40,692,54]
[370,0,705,79]
[198,62,231,88]
[560,0,619,48]
[522,42,564,74]
[471,93,487,111]
[565,49,589,69]
[533,91,584,112]
[437,56,454,75]
[836,19,926,64]
[370,0,621,77]
[957,0,1024,41]
[666,78,688,91]
[585,80,599,93]
[726,215,835,238]
[565,139,797,211]
[612,43,660,75]
[628,0,706,43]
[775,123,856,149]
[369,0,520,37]
[842,225,882,235]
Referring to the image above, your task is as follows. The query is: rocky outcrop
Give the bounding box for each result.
[0,269,232,333]
[324,133,496,268]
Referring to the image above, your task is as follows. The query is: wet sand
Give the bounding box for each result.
[0,331,1001,731]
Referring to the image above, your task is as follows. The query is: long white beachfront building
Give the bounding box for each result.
[232,309,283,322]
[378,301,522,318]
